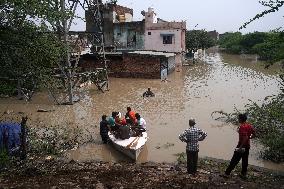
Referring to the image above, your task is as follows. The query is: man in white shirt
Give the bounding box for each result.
[134,113,146,136]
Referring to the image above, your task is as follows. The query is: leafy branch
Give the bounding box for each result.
[240,0,284,30]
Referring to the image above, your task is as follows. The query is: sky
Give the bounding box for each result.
[71,0,284,34]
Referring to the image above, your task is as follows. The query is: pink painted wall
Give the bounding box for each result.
[144,8,186,53]
[144,29,185,53]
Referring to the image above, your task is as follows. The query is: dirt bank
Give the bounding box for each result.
[0,158,283,189]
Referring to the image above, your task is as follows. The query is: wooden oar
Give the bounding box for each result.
[130,137,140,149]
[126,136,139,149]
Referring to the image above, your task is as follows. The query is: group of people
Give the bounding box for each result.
[100,88,254,180]
[100,107,146,144]
[179,113,255,179]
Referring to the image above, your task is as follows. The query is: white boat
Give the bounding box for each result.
[108,132,148,160]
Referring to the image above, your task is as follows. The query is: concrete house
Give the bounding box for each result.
[85,4,186,79]
[143,7,186,69]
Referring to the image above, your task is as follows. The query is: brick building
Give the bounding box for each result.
[85,4,186,79]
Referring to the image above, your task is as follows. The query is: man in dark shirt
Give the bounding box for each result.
[100,115,109,144]
[222,113,256,179]
[119,125,130,140]
[142,88,155,98]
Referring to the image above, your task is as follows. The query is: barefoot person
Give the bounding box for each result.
[179,118,207,175]
[222,113,255,179]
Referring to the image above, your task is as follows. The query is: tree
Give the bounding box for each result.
[218,32,243,54]
[239,32,268,53]
[0,0,73,99]
[240,0,284,30]
[185,30,215,53]
[252,32,284,63]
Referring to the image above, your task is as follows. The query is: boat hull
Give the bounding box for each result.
[108,132,147,160]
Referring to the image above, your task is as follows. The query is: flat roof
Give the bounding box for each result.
[74,49,175,58]
[128,51,175,58]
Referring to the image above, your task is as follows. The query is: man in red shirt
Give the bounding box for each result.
[125,107,136,125]
[223,113,256,179]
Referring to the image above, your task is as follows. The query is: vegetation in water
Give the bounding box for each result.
[212,79,284,162]
[27,125,95,156]
[218,31,284,65]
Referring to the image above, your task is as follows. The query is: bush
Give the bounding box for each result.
[0,148,9,168]
[0,81,16,96]
[213,89,284,162]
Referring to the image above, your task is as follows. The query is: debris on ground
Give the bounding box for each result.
[0,158,283,188]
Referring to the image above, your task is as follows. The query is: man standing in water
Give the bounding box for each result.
[142,88,155,98]
[179,118,207,175]
[222,113,255,179]
[100,115,109,144]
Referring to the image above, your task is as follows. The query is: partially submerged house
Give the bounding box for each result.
[85,4,186,79]
[143,8,186,69]
[80,51,175,79]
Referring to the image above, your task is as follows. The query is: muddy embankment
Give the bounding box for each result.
[0,157,283,189]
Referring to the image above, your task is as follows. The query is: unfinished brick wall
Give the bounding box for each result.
[79,53,161,79]
[112,53,161,79]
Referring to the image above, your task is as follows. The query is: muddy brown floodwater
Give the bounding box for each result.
[0,52,283,171]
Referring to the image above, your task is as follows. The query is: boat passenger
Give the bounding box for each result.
[125,107,136,125]
[115,112,126,126]
[135,113,146,130]
[108,112,118,131]
[118,124,131,140]
[133,113,146,136]
[142,88,155,98]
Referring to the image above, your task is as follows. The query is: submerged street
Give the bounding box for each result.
[1,52,283,171]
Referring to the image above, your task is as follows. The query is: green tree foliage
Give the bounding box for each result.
[213,89,284,162]
[253,32,284,64]
[0,0,71,95]
[239,32,267,53]
[218,32,242,54]
[185,30,215,53]
[240,0,284,30]
[216,1,284,162]
[219,31,284,63]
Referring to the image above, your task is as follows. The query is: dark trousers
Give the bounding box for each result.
[186,150,198,174]
[225,148,249,176]
[101,134,109,144]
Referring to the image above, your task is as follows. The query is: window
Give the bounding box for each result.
[148,32,151,35]
[163,35,172,44]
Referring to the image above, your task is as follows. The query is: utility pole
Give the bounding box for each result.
[49,0,110,105]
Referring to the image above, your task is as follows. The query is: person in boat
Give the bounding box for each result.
[125,107,136,125]
[115,112,127,125]
[142,88,155,98]
[132,113,146,136]
[108,112,118,132]
[179,118,207,176]
[118,124,131,140]
[100,115,109,144]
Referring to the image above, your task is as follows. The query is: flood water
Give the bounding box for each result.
[1,52,283,171]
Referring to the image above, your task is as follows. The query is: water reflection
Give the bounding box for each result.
[0,52,283,171]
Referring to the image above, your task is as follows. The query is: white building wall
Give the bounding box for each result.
[125,13,133,22]
[144,29,182,53]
